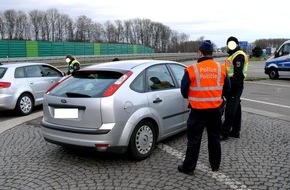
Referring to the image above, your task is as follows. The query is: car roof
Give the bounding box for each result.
[0,62,50,68]
[83,59,182,71]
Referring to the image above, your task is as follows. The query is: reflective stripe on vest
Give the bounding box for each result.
[186,59,226,109]
[225,50,248,78]
[69,60,80,73]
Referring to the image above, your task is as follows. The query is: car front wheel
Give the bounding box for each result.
[15,93,34,116]
[128,120,156,160]
[269,68,279,79]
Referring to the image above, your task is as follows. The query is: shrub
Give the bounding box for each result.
[252,46,263,57]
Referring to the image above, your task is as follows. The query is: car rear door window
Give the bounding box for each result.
[25,65,42,77]
[15,67,25,78]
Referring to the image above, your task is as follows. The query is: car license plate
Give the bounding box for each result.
[54,108,78,118]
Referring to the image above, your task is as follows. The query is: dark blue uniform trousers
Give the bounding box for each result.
[183,107,222,172]
[222,86,243,137]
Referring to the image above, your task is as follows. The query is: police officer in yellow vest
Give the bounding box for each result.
[66,55,81,75]
[178,40,231,175]
[221,36,248,141]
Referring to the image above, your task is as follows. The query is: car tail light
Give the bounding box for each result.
[46,76,70,94]
[103,71,133,97]
[0,82,11,88]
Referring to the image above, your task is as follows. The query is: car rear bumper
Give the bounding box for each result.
[0,94,16,110]
[43,137,127,154]
[41,119,129,154]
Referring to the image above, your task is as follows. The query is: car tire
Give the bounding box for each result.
[269,68,279,79]
[15,93,34,116]
[128,120,156,160]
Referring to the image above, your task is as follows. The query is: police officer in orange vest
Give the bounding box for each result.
[221,36,248,141]
[66,55,81,75]
[178,40,231,175]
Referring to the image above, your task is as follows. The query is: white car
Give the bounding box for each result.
[265,40,290,79]
[0,62,65,115]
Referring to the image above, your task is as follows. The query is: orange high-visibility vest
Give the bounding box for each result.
[186,59,227,109]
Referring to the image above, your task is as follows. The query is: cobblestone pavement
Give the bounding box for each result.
[0,111,289,190]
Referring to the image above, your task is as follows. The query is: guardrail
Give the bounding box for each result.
[0,53,227,65]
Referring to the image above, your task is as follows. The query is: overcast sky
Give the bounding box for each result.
[1,0,289,47]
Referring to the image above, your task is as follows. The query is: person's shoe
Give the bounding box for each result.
[220,135,229,141]
[212,168,219,172]
[229,133,240,138]
[178,165,194,175]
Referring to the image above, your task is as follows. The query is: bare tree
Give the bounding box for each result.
[66,18,75,41]
[129,19,139,44]
[103,20,116,43]
[2,8,256,53]
[29,10,44,41]
[132,18,142,44]
[91,22,104,42]
[75,15,93,42]
[42,14,50,41]
[46,8,60,41]
[123,20,132,44]
[254,38,290,49]
[159,25,171,52]
[14,10,30,40]
[141,19,152,47]
[114,20,124,43]
[168,30,179,52]
[151,22,162,51]
[0,12,6,39]
[55,13,71,41]
[4,9,17,39]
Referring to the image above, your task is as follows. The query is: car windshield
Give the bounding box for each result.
[0,67,7,79]
[49,70,123,98]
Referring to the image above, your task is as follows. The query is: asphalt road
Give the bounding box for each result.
[0,58,290,190]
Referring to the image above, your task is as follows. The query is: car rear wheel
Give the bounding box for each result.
[15,93,34,116]
[128,120,156,160]
[269,68,279,79]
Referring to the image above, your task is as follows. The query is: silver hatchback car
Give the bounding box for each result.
[41,60,189,160]
[0,62,65,115]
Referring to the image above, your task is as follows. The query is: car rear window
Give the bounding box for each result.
[49,70,123,98]
[0,67,8,79]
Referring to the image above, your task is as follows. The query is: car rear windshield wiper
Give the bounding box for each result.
[66,92,91,98]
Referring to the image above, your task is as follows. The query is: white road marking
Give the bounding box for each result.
[245,81,290,88]
[241,98,290,109]
[157,143,252,190]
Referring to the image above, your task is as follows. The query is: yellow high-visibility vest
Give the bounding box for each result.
[225,50,248,78]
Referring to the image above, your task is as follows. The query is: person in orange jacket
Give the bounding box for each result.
[178,40,231,175]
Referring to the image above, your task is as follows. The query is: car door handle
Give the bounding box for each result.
[153,97,162,103]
